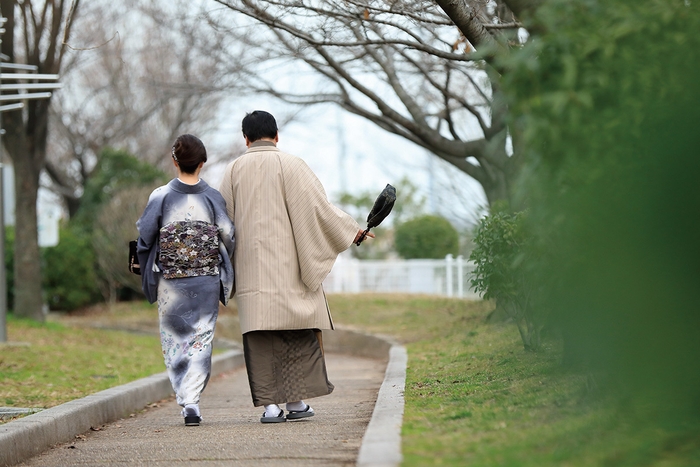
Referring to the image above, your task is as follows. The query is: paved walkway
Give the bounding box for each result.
[16,353,387,467]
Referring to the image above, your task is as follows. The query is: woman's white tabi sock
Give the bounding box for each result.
[182,404,201,418]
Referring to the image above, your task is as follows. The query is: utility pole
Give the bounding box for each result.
[0,15,61,343]
[336,108,348,196]
[428,151,436,214]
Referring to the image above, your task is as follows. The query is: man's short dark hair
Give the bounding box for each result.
[242,110,278,142]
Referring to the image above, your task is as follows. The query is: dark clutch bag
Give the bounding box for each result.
[355,184,396,246]
[129,240,141,275]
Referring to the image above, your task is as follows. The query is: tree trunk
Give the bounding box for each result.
[11,150,44,320]
[5,94,51,321]
[66,197,81,219]
[477,134,516,209]
[480,168,512,208]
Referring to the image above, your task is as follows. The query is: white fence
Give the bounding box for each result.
[323,254,480,298]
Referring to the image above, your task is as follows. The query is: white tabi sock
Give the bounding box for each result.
[182,403,201,418]
[264,404,282,417]
[286,400,307,412]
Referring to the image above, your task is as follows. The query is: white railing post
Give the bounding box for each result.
[445,254,453,297]
[350,258,361,293]
[332,257,342,293]
[457,255,464,298]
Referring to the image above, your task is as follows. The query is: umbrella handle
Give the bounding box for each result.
[355,228,370,246]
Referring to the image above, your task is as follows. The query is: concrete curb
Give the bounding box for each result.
[323,328,406,467]
[356,345,407,467]
[0,329,405,467]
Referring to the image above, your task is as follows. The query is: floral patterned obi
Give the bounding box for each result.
[159,220,220,279]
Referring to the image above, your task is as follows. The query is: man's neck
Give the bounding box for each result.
[249,139,277,148]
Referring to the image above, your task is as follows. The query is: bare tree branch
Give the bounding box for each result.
[484,22,522,29]
[44,0,237,216]
[209,0,520,205]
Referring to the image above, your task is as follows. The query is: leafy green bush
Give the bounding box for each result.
[469,211,543,350]
[394,215,459,259]
[42,226,101,311]
[469,211,524,303]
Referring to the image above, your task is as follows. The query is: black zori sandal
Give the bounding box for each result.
[286,404,314,420]
[260,409,287,423]
[184,415,201,426]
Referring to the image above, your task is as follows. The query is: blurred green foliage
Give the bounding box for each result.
[395,215,459,259]
[500,0,700,412]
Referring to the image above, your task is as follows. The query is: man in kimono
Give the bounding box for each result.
[219,110,370,423]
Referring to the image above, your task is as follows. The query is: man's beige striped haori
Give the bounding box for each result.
[219,142,359,334]
[219,141,359,407]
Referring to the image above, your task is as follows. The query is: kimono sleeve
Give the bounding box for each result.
[135,187,165,303]
[210,189,235,303]
[281,155,360,291]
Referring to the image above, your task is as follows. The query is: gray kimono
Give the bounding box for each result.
[136,178,235,408]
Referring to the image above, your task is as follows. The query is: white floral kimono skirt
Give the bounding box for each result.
[157,275,220,407]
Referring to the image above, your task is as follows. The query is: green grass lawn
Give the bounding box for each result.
[1,316,164,410]
[327,294,700,467]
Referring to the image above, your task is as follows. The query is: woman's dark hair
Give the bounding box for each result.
[241,110,278,142]
[172,134,207,174]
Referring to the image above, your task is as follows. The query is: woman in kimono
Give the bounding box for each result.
[136,134,235,426]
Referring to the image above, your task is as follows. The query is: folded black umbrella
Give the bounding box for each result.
[355,184,396,246]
